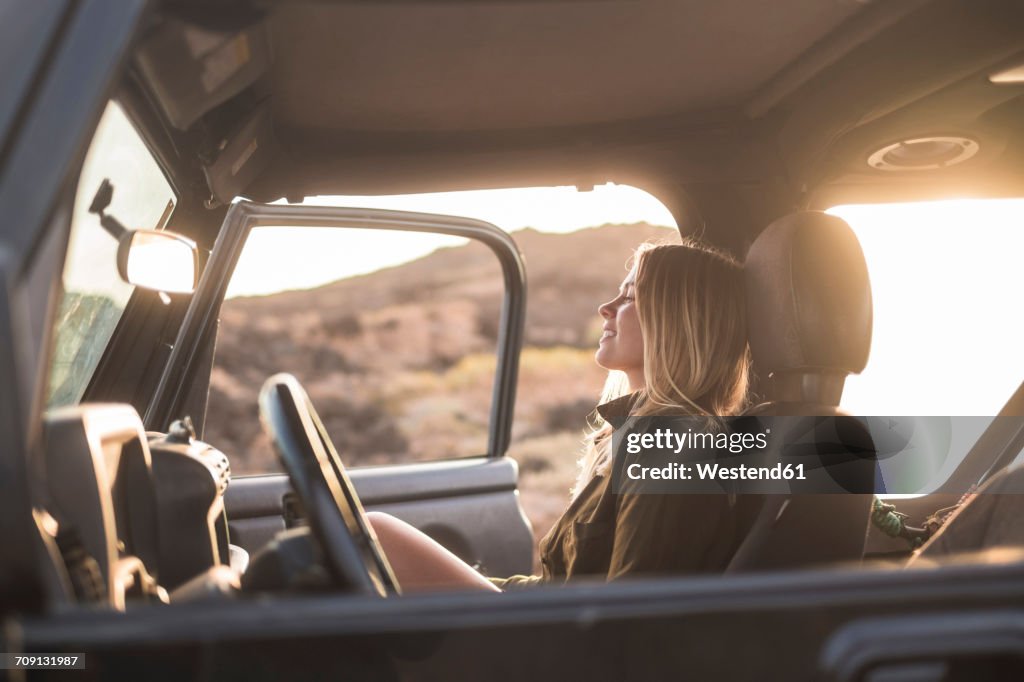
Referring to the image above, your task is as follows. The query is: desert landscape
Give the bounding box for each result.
[205,222,678,552]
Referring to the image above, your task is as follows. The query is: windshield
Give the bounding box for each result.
[47,101,176,407]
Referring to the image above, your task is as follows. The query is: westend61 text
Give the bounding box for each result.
[626,461,807,481]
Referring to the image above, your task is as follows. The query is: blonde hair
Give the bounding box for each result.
[572,240,750,497]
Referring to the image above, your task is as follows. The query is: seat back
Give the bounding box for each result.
[727,211,875,572]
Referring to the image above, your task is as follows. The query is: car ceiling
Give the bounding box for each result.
[270,1,863,133]
[145,0,1024,249]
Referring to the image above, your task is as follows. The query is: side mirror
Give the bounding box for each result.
[116,229,199,294]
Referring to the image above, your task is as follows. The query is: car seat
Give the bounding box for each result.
[727,211,876,572]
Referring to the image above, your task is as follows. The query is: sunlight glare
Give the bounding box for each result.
[829,198,1024,416]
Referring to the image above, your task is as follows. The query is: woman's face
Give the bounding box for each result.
[595,265,644,384]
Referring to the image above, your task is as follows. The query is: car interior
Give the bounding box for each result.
[6,0,1024,677]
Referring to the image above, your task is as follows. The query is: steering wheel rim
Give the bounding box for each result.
[258,373,399,596]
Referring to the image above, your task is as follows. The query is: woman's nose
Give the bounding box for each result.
[598,299,614,319]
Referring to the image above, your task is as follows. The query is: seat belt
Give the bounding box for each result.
[976,379,1024,486]
[872,378,1024,549]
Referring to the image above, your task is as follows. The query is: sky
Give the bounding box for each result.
[65,102,176,301]
[225,183,677,298]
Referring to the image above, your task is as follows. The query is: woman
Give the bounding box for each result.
[368,240,753,592]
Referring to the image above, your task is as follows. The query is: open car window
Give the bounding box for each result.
[831,199,1024,418]
[829,199,1024,496]
[207,225,506,474]
[47,101,176,407]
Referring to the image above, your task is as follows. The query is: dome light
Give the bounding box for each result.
[867,136,978,172]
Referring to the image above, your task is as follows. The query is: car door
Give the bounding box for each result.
[142,201,534,578]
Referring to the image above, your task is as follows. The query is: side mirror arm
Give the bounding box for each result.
[87,178,129,241]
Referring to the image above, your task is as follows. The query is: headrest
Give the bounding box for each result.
[744,211,872,381]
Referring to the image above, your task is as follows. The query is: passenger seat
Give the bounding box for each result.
[727,211,876,572]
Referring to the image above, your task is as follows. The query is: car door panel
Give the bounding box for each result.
[20,553,1024,680]
[226,456,534,577]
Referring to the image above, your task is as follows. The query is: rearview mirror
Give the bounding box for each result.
[116,229,198,294]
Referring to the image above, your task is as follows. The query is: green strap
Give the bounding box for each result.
[871,496,924,548]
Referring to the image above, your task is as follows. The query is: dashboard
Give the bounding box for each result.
[41,404,237,609]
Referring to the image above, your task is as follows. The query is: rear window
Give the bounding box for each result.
[828,199,1024,417]
[828,199,1024,495]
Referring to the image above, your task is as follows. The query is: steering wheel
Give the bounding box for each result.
[258,373,400,596]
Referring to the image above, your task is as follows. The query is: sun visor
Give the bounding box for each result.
[134,19,271,131]
[202,102,277,204]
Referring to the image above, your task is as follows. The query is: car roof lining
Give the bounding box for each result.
[136,0,1024,246]
[267,0,870,135]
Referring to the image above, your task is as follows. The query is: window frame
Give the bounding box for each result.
[144,201,527,466]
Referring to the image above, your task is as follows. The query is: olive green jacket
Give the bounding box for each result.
[492,394,757,590]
